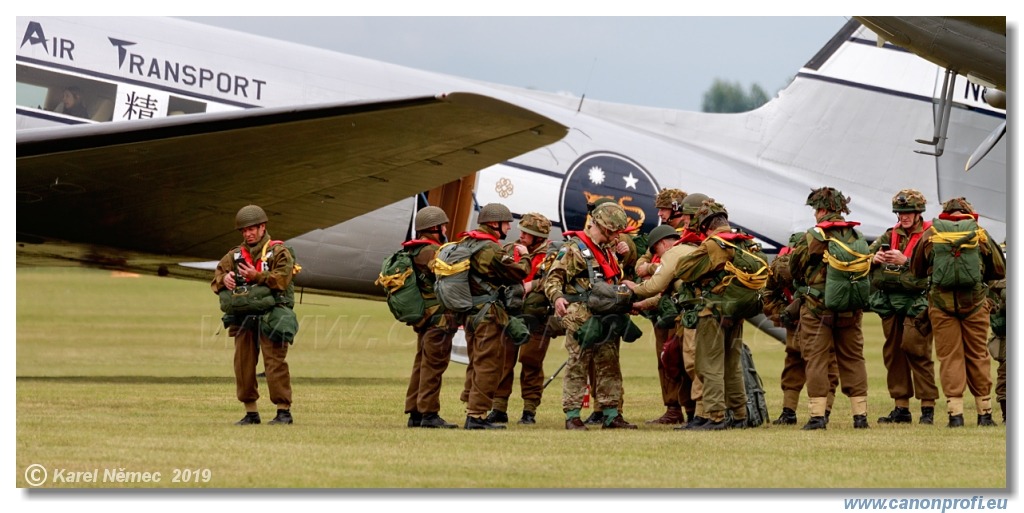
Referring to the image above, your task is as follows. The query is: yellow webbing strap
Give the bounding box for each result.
[712,236,770,290]
[814,228,870,280]
[261,240,302,275]
[430,240,471,277]
[929,226,986,249]
[374,267,412,293]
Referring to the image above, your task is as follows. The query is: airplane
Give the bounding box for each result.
[16,17,1007,356]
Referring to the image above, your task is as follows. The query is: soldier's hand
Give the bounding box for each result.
[555,297,569,317]
[614,241,629,255]
[621,280,637,291]
[872,251,887,264]
[237,261,259,282]
[224,272,236,291]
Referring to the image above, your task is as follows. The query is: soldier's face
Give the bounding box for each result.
[657,207,672,222]
[241,223,266,244]
[518,232,536,247]
[898,212,918,229]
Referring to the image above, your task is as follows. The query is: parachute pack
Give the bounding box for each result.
[811,226,871,312]
[375,244,430,324]
[929,217,986,290]
[704,235,770,319]
[431,237,497,313]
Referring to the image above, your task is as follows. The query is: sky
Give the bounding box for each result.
[178,16,851,112]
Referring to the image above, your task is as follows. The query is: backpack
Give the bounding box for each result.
[431,237,496,312]
[733,342,769,427]
[375,245,429,324]
[705,235,770,319]
[929,217,986,290]
[811,226,872,312]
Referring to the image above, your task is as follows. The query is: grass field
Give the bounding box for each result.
[15,267,1008,491]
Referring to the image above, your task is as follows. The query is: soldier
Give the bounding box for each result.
[634,188,688,425]
[988,263,1006,424]
[455,203,529,430]
[403,206,458,429]
[673,200,754,430]
[868,189,939,425]
[669,192,709,428]
[762,233,839,426]
[546,202,638,430]
[212,205,298,426]
[790,187,870,430]
[910,198,1005,427]
[488,212,556,425]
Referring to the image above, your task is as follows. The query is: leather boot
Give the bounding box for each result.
[772,408,797,425]
[565,417,588,430]
[947,414,965,428]
[675,415,708,431]
[646,406,685,425]
[465,416,506,430]
[852,414,869,429]
[420,412,457,429]
[268,409,293,425]
[877,407,911,424]
[824,409,831,425]
[977,413,997,427]
[583,411,605,425]
[235,412,261,425]
[518,410,537,425]
[694,418,729,431]
[407,411,422,428]
[801,416,827,430]
[486,410,509,424]
[999,400,1006,424]
[919,407,935,425]
[603,415,638,429]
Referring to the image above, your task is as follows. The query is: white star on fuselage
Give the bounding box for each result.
[623,172,639,189]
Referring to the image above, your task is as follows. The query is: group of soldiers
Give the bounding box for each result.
[211,184,1007,431]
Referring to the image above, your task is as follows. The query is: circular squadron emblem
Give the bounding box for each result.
[558,152,660,233]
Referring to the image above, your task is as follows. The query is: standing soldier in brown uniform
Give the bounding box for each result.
[403,206,458,429]
[987,270,1006,424]
[910,197,1005,427]
[488,212,555,425]
[546,202,639,430]
[762,233,839,425]
[634,188,689,425]
[868,189,939,425]
[673,200,753,430]
[789,187,870,430]
[453,203,529,430]
[213,205,298,426]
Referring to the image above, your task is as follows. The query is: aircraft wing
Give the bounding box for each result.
[17,93,567,263]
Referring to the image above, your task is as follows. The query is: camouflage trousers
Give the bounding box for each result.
[562,330,623,412]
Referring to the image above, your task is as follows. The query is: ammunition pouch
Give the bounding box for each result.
[780,296,802,329]
[900,310,931,358]
[655,294,680,329]
[503,283,526,316]
[502,315,531,346]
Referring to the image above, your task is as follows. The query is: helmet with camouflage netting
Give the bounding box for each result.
[235,205,268,230]
[695,199,728,231]
[518,212,551,238]
[891,189,927,213]
[941,197,976,215]
[591,202,628,232]
[415,206,449,231]
[655,188,687,211]
[806,187,851,214]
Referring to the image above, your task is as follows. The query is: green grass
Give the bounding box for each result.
[16,268,1007,489]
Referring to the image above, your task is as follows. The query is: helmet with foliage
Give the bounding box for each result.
[647,224,681,248]
[235,205,268,230]
[806,187,851,214]
[655,188,687,211]
[941,197,976,215]
[415,206,449,231]
[695,199,728,231]
[591,202,628,233]
[518,212,551,238]
[478,203,514,223]
[891,189,927,213]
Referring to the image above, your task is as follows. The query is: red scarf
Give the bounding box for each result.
[938,212,979,221]
[889,221,931,257]
[713,232,754,242]
[401,238,440,249]
[678,229,705,245]
[563,230,621,282]
[525,252,547,282]
[815,220,860,229]
[239,240,282,272]
[457,230,500,244]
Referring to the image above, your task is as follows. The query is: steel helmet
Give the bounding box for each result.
[518,212,551,238]
[892,189,927,213]
[591,202,629,232]
[647,224,681,248]
[806,187,851,214]
[941,197,976,215]
[655,188,687,211]
[478,203,514,223]
[680,192,710,215]
[235,205,268,230]
[695,199,728,231]
[415,206,449,231]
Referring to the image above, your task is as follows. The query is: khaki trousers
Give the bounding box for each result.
[233,322,291,411]
[929,303,992,415]
[404,325,454,415]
